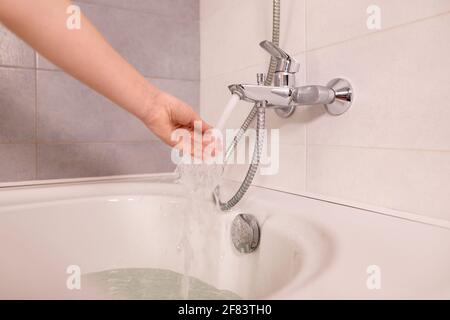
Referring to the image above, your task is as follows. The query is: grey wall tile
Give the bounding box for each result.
[37,3,200,80]
[151,78,200,112]
[37,70,154,143]
[76,0,199,21]
[37,142,175,179]
[37,71,200,143]
[1,0,199,183]
[0,68,35,143]
[0,25,35,68]
[0,144,36,182]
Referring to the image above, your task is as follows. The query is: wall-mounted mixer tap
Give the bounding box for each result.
[228,41,354,116]
[215,40,354,212]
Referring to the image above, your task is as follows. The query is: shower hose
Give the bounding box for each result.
[215,0,280,211]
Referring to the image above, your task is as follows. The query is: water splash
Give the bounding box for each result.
[175,163,223,299]
[174,94,241,298]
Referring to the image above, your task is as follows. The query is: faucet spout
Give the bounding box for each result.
[228,83,293,107]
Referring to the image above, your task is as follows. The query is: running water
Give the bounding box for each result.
[175,94,241,299]
[215,94,240,132]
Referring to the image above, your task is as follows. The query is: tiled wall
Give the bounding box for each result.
[0,0,199,182]
[200,0,450,222]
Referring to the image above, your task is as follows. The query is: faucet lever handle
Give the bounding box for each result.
[259,40,290,60]
[259,40,300,73]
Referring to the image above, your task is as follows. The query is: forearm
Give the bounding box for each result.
[0,0,157,120]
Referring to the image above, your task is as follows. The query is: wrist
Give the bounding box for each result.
[140,86,163,127]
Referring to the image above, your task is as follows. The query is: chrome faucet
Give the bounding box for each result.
[229,40,354,116]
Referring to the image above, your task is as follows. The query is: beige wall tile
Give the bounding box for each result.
[201,0,306,79]
[307,14,450,151]
[254,143,307,194]
[224,143,307,195]
[307,0,450,50]
[307,145,450,221]
[201,1,450,220]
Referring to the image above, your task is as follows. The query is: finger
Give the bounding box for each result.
[200,120,213,132]
[171,101,201,128]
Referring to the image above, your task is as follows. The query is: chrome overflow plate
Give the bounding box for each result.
[231,214,260,254]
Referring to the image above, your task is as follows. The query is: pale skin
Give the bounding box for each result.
[0,0,212,154]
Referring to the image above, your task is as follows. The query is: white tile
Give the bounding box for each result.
[225,143,307,195]
[307,145,450,221]
[201,0,306,79]
[200,0,229,21]
[306,14,450,151]
[254,143,307,194]
[307,0,450,50]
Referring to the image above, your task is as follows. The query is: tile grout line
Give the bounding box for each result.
[34,51,38,180]
[0,65,200,83]
[31,141,163,145]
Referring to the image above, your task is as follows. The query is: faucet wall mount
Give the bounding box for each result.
[229,41,354,117]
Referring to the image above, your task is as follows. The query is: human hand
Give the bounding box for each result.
[142,90,216,157]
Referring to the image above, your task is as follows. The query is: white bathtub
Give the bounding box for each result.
[0,174,449,299]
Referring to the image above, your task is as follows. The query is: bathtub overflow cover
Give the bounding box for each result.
[231,214,260,253]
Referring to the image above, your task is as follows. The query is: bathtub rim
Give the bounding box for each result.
[0,173,179,190]
[1,173,449,231]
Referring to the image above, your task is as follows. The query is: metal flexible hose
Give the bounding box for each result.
[265,0,281,87]
[216,105,266,210]
[215,0,280,211]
